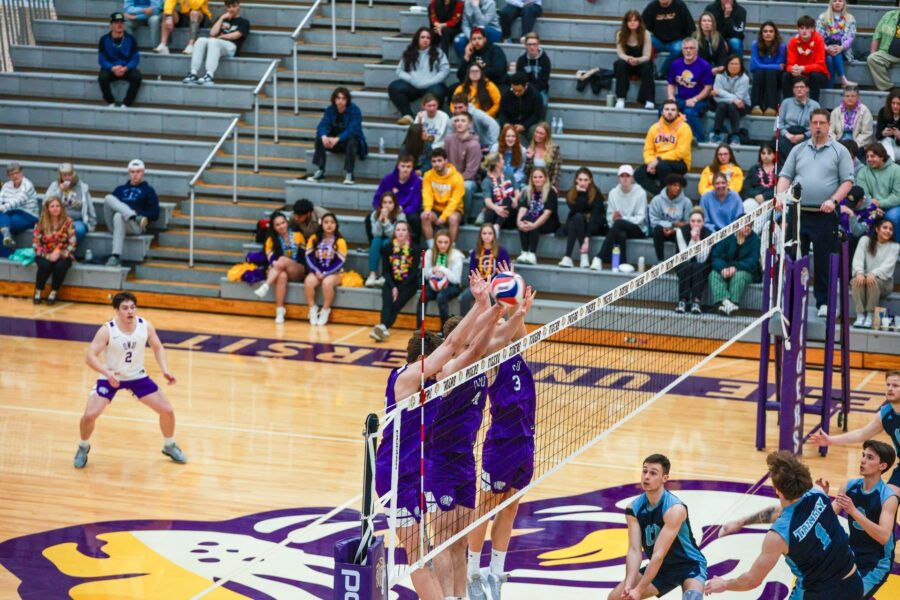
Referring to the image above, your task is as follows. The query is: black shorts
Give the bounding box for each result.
[639,562,706,597]
[801,571,863,600]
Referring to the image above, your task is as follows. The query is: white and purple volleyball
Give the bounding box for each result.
[429,272,449,292]
[490,272,525,306]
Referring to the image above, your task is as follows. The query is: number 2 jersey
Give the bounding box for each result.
[104,317,149,381]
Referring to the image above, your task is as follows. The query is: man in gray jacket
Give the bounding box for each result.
[775,76,820,165]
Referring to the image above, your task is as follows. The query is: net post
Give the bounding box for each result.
[818,250,841,456]
[417,249,426,569]
[778,250,810,455]
[838,237,852,431]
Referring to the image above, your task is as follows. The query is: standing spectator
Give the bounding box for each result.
[45,163,95,248]
[867,7,900,92]
[613,10,654,111]
[455,0,501,58]
[308,86,367,186]
[777,107,855,317]
[516,32,551,107]
[776,76,820,166]
[524,121,562,191]
[98,12,142,108]
[482,152,520,235]
[698,143,744,195]
[499,0,542,44]
[674,206,712,313]
[417,228,464,330]
[124,0,163,50]
[498,72,543,138]
[558,167,606,268]
[0,163,39,249]
[370,155,422,242]
[749,22,786,116]
[430,0,464,57]
[180,0,249,85]
[456,26,508,86]
[642,0,696,79]
[783,16,829,102]
[459,223,509,313]
[710,55,750,145]
[303,213,346,327]
[253,211,306,324]
[829,85,874,156]
[103,159,159,266]
[156,0,211,54]
[389,28,450,125]
[491,124,527,190]
[635,99,692,195]
[444,112,483,224]
[421,148,465,243]
[693,12,729,75]
[858,143,900,241]
[592,164,648,270]
[291,198,328,242]
[667,37,714,143]
[415,94,450,151]
[365,192,406,287]
[875,88,900,161]
[648,172,692,260]
[453,63,502,117]
[741,143,778,213]
[449,94,499,151]
[704,0,746,57]
[851,219,899,328]
[700,172,744,231]
[709,222,760,315]
[515,167,559,264]
[816,0,857,89]
[31,197,75,305]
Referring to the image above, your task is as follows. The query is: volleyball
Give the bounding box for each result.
[429,272,449,292]
[490,272,525,306]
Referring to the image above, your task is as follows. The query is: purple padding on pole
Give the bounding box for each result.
[333,535,387,600]
[779,255,810,454]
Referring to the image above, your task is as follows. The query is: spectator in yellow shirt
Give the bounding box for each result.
[155,0,212,54]
[698,143,745,195]
[421,148,465,244]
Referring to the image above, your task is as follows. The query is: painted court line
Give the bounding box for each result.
[332,326,367,345]
[854,369,880,391]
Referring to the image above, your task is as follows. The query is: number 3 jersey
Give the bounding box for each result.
[104,318,149,381]
[626,489,707,575]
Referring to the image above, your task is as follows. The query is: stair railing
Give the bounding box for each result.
[292,0,335,115]
[0,0,55,72]
[253,58,279,172]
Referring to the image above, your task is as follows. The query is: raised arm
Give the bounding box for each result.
[706,531,786,593]
[719,503,783,537]
[808,413,884,447]
[146,321,175,384]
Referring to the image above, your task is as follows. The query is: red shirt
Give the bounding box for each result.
[786,31,829,77]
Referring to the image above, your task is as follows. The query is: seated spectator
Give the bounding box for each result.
[816,0,857,88]
[0,163,37,249]
[98,12,142,108]
[875,89,900,161]
[303,212,346,326]
[648,172,692,260]
[524,121,562,191]
[709,222,760,315]
[453,63,501,118]
[417,228,464,330]
[31,197,75,305]
[399,123,430,173]
[858,143,900,241]
[156,0,211,54]
[430,0,464,57]
[749,22,785,116]
[851,218,899,327]
[867,7,900,92]
[499,0,542,44]
[498,72,543,139]
[365,192,406,288]
[642,0,696,78]
[613,10,654,110]
[741,143,778,213]
[253,211,306,324]
[694,12,729,75]
[45,163,95,248]
[840,138,865,179]
[459,223,509,314]
[700,172,744,231]
[370,155,423,242]
[699,143,744,195]
[307,86,367,186]
[444,112,483,224]
[390,28,450,125]
[482,152,520,235]
[124,0,163,50]
[783,16,829,102]
[291,198,327,242]
[490,124,527,190]
[674,206,712,313]
[455,0,501,58]
[180,0,249,85]
[449,93,499,149]
[776,76,820,166]
[667,37,714,142]
[415,93,450,151]
[593,164,648,270]
[710,55,749,145]
[558,167,606,269]
[103,159,159,266]
[635,99,692,195]
[421,148,465,243]
[704,0,746,57]
[456,26,508,86]
[829,85,874,157]
[516,32,551,107]
[516,166,559,264]
[371,221,419,340]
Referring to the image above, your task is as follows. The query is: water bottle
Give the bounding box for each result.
[378,137,385,154]
[551,116,559,135]
[637,256,645,273]
[557,117,565,135]
[84,249,93,263]
[611,246,621,272]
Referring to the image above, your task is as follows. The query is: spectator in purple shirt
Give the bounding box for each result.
[667,37,714,142]
[98,12,142,107]
[368,155,423,242]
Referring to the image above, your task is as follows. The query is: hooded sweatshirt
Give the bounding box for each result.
[516,48,552,93]
[649,188,692,229]
[713,72,751,106]
[396,49,451,90]
[786,31,829,77]
[643,113,693,169]
[111,180,160,221]
[456,39,508,85]
[498,83,543,131]
[642,0,695,44]
[444,131,483,180]
[462,0,500,37]
[423,164,465,221]
[700,189,744,232]
[372,167,424,215]
[857,161,900,210]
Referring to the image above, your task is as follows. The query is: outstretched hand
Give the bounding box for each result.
[469,270,489,305]
[808,431,831,447]
[814,477,830,495]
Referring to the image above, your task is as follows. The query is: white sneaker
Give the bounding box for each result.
[516,253,531,265]
[723,298,739,315]
[369,324,389,341]
[316,307,331,326]
[107,103,117,108]
[254,282,270,298]
[373,276,385,287]
[644,101,656,110]
[182,43,193,55]
[817,305,828,318]
[852,314,865,328]
[365,273,378,287]
[275,306,286,324]
[308,305,319,325]
[614,99,625,109]
[589,256,603,271]
[579,253,590,268]
[558,256,574,268]
[154,43,169,54]
[862,313,873,329]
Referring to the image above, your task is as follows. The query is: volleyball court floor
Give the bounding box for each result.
[0,297,896,598]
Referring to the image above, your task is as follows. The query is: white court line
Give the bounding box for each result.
[694,357,752,375]
[568,460,759,484]
[854,370,880,391]
[332,326,367,345]
[32,302,73,319]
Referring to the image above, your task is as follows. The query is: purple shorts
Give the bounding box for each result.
[481,436,535,493]
[425,451,477,511]
[376,472,425,526]
[92,377,159,401]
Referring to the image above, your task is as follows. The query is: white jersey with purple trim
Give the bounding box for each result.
[104,317,149,381]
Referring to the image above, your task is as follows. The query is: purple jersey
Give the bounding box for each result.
[429,374,488,455]
[486,356,535,440]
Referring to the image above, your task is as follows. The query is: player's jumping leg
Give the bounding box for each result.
[75,393,109,468]
[431,505,473,597]
[138,390,187,463]
[467,489,521,600]
[398,522,443,600]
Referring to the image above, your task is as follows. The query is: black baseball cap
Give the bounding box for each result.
[110,12,125,22]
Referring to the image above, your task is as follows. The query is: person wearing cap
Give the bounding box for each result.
[592,165,649,270]
[123,0,163,50]
[454,0,501,59]
[0,163,39,249]
[456,25,508,86]
[156,0,212,54]
[180,0,250,85]
[290,198,328,241]
[648,172,692,261]
[45,163,96,246]
[98,12,142,108]
[103,159,160,266]
[635,99,693,196]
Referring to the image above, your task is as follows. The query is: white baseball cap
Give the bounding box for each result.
[617,164,634,176]
[128,159,145,170]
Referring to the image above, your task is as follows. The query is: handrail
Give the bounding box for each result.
[188,116,239,268]
[291,0,333,115]
[253,58,279,173]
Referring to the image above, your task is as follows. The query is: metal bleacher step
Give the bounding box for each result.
[126,276,221,297]
[148,245,244,264]
[134,260,226,285]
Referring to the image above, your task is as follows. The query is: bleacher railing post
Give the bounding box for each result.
[351,0,356,33]
[292,43,298,114]
[331,0,337,59]
[232,127,238,204]
[253,95,259,173]
[188,186,196,268]
[272,66,278,144]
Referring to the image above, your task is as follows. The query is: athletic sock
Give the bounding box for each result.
[490,549,506,575]
[467,549,481,578]
[78,440,90,448]
[164,437,175,447]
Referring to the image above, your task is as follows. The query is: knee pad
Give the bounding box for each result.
[683,590,703,600]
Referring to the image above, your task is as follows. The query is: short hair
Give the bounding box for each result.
[6,162,21,174]
[643,453,671,475]
[767,451,813,501]
[421,93,439,106]
[112,291,137,309]
[431,147,448,160]
[292,198,314,215]
[888,370,900,380]
[224,0,239,7]
[331,86,351,104]
[453,111,473,123]
[791,75,809,88]
[523,32,540,43]
[664,173,687,187]
[406,331,443,364]
[864,439,897,474]
[396,153,416,165]
[865,142,889,162]
[442,315,463,338]
[840,139,859,158]
[661,98,678,110]
[681,37,698,48]
[712,172,728,184]
[450,93,469,106]
[797,15,816,29]
[810,108,830,121]
[510,72,528,86]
